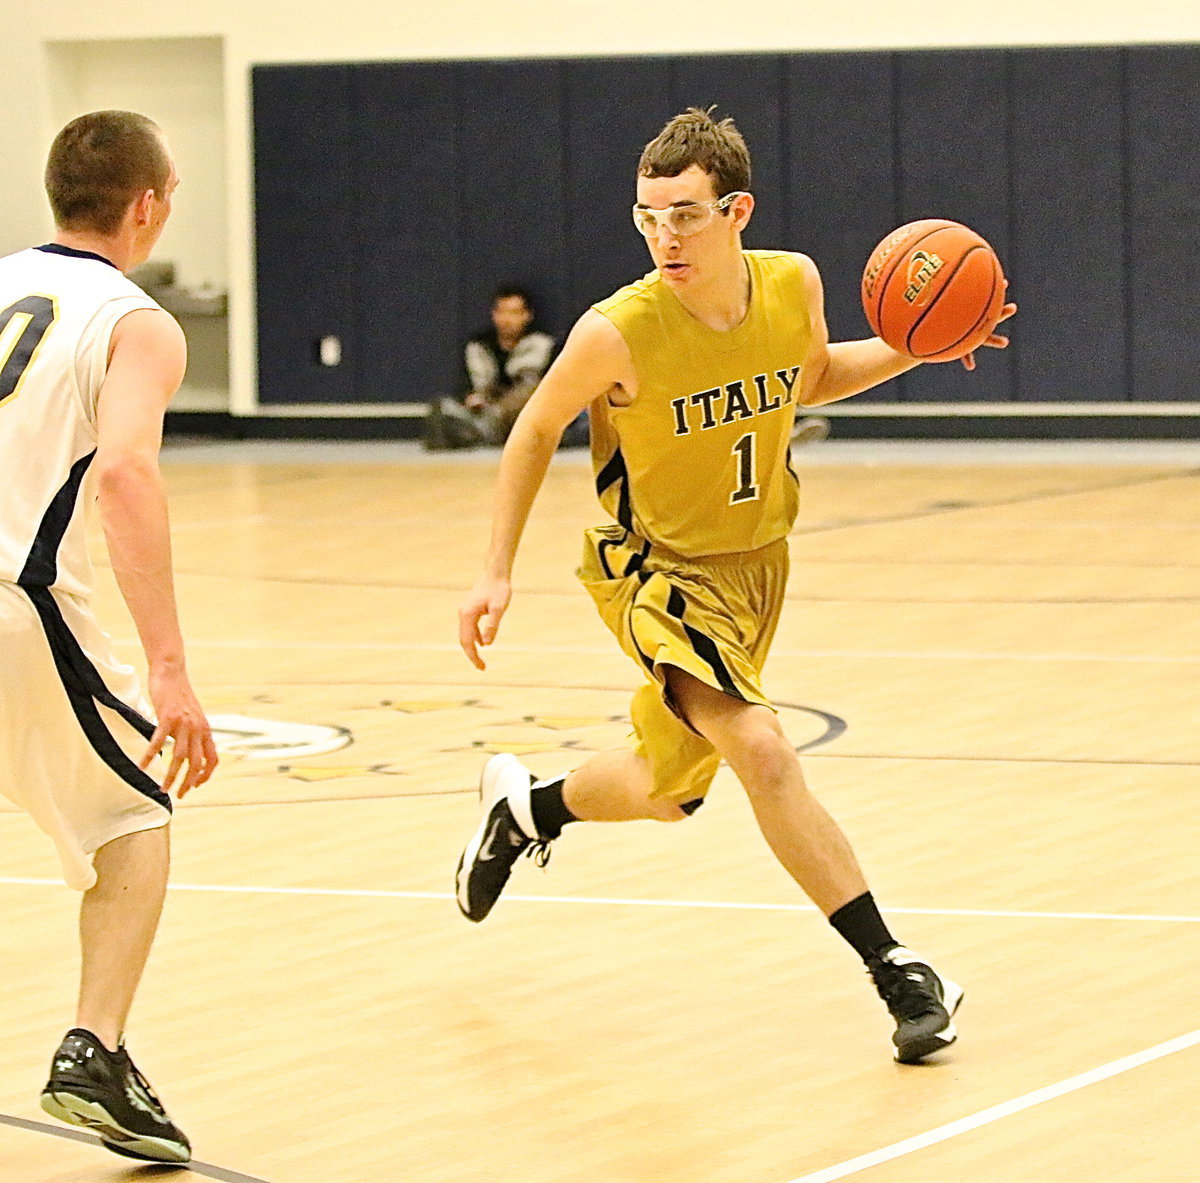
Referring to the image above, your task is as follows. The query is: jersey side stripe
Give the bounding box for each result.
[595,446,634,533]
[17,450,95,587]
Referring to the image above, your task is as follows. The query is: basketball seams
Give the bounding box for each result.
[952,250,1004,357]
[920,247,1003,361]
[903,243,994,358]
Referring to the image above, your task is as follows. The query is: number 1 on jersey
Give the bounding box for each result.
[730,431,759,504]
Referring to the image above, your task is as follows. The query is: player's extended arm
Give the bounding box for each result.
[94,309,217,795]
[796,256,1016,405]
[796,256,920,407]
[458,310,626,670]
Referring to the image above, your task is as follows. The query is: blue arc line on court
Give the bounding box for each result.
[1,877,1198,924]
[0,1111,274,1182]
[777,700,847,752]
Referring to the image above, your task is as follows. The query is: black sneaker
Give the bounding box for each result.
[455,753,550,922]
[40,1029,191,1163]
[867,946,964,1064]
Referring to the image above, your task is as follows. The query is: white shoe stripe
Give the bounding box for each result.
[493,756,538,839]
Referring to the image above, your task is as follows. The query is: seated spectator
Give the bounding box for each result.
[425,287,561,449]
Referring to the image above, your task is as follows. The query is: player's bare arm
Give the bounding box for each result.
[458,309,633,670]
[95,308,217,795]
[796,255,1017,404]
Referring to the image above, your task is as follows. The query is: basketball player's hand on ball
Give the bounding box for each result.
[960,293,1017,371]
[459,576,512,670]
[142,665,219,797]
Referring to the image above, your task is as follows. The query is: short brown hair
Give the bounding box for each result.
[45,111,170,235]
[637,107,751,196]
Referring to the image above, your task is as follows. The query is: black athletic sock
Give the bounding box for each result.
[828,891,899,963]
[529,776,578,840]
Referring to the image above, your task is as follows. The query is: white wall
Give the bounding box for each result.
[3,0,1197,413]
[44,38,226,290]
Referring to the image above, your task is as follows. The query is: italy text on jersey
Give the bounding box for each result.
[669,366,802,437]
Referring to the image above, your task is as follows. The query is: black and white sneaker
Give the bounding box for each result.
[40,1029,191,1163]
[455,753,550,922]
[868,946,964,1064]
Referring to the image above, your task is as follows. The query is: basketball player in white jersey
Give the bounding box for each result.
[0,111,216,1163]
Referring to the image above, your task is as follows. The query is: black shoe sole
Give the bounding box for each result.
[40,1089,191,1163]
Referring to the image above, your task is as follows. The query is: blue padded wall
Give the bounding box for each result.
[563,58,674,316]
[1127,46,1200,401]
[254,65,357,404]
[895,50,1013,404]
[1008,49,1126,402]
[453,60,569,356]
[784,52,900,401]
[253,46,1200,410]
[348,63,460,406]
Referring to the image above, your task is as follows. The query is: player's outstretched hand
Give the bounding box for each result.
[459,576,512,670]
[960,297,1018,371]
[141,665,218,798]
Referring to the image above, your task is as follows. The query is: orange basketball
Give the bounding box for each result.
[861,219,1006,362]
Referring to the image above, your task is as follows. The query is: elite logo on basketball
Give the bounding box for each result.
[902,251,945,306]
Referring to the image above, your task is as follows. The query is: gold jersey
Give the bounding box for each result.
[590,249,814,558]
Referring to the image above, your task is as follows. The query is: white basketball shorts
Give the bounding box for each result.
[0,581,170,891]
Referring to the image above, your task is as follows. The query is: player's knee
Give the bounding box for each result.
[731,726,797,797]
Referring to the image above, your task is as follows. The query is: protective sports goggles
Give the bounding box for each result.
[631,191,747,238]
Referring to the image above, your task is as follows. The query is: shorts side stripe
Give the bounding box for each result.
[628,617,658,679]
[664,585,745,700]
[21,587,171,811]
[597,536,619,579]
[623,536,650,577]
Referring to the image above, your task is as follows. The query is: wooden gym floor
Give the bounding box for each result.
[1,438,1197,1182]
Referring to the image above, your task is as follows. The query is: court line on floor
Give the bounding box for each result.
[119,636,1200,663]
[779,1026,1200,1183]
[0,1112,273,1181]
[1,877,1197,924]
[789,465,1200,539]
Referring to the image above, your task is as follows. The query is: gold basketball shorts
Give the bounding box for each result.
[577,524,789,802]
[0,581,171,891]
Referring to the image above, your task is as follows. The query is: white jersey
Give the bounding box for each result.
[0,245,163,597]
[0,245,173,890]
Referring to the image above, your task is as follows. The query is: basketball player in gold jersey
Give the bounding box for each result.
[455,108,1014,1062]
